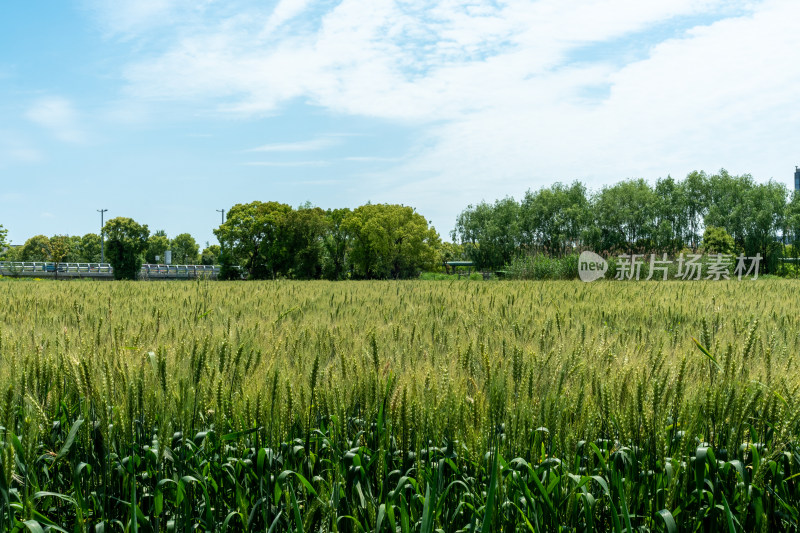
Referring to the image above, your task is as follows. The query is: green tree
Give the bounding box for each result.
[103,217,149,280]
[742,180,786,273]
[785,191,800,251]
[0,225,12,261]
[704,171,787,273]
[436,241,464,273]
[704,170,753,246]
[453,198,520,269]
[171,233,200,264]
[47,235,72,277]
[213,201,293,279]
[343,204,440,279]
[65,235,82,262]
[201,244,220,265]
[681,170,710,250]
[586,179,657,253]
[146,230,170,263]
[322,208,351,280]
[702,226,735,255]
[519,182,589,255]
[653,175,688,253]
[283,207,328,279]
[78,233,102,262]
[21,235,51,261]
[1,245,21,261]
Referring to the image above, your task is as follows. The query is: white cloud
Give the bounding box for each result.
[0,132,42,165]
[243,160,330,167]
[26,97,87,143]
[83,0,214,37]
[261,0,314,37]
[97,0,800,232]
[344,156,402,163]
[247,137,338,152]
[0,192,25,203]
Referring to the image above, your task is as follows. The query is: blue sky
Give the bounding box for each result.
[2,0,800,249]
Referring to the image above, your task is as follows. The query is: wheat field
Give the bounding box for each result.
[0,278,798,531]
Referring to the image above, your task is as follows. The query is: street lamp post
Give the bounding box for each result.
[98,209,108,263]
[216,209,225,225]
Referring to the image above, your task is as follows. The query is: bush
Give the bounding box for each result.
[505,253,579,280]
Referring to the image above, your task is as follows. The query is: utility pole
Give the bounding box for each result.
[216,209,225,225]
[98,209,108,263]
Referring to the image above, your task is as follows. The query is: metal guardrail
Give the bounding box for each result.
[0,262,220,278]
[140,264,220,277]
[0,261,113,273]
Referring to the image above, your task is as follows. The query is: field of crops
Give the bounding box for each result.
[0,278,799,531]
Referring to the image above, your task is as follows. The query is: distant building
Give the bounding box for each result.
[796,166,800,191]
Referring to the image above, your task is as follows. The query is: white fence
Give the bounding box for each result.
[0,262,220,278]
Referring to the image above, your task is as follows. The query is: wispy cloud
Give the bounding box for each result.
[261,0,314,37]
[0,192,25,203]
[344,156,402,163]
[0,132,42,165]
[243,160,330,167]
[83,0,213,38]
[246,137,339,152]
[26,97,87,143]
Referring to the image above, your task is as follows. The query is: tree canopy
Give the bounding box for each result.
[214,202,440,279]
[452,170,791,272]
[21,235,51,261]
[171,233,200,264]
[343,204,440,279]
[103,217,149,280]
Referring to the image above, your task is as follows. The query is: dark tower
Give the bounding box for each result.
[796,166,800,191]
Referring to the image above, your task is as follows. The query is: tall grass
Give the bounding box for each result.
[505,253,579,279]
[0,278,798,530]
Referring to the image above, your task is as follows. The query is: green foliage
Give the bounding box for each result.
[78,233,102,262]
[171,233,200,264]
[0,244,21,261]
[215,202,439,280]
[585,178,659,253]
[505,253,579,279]
[214,200,293,278]
[702,226,736,255]
[343,203,440,279]
[0,224,7,249]
[46,235,71,266]
[284,207,328,279]
[520,181,589,255]
[435,241,464,272]
[454,197,520,269]
[321,208,350,280]
[21,235,50,261]
[200,244,220,265]
[145,230,169,263]
[454,169,791,274]
[103,216,149,280]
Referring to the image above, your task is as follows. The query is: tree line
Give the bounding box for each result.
[0,202,443,280]
[2,168,796,279]
[214,201,440,280]
[0,230,210,266]
[453,169,795,272]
